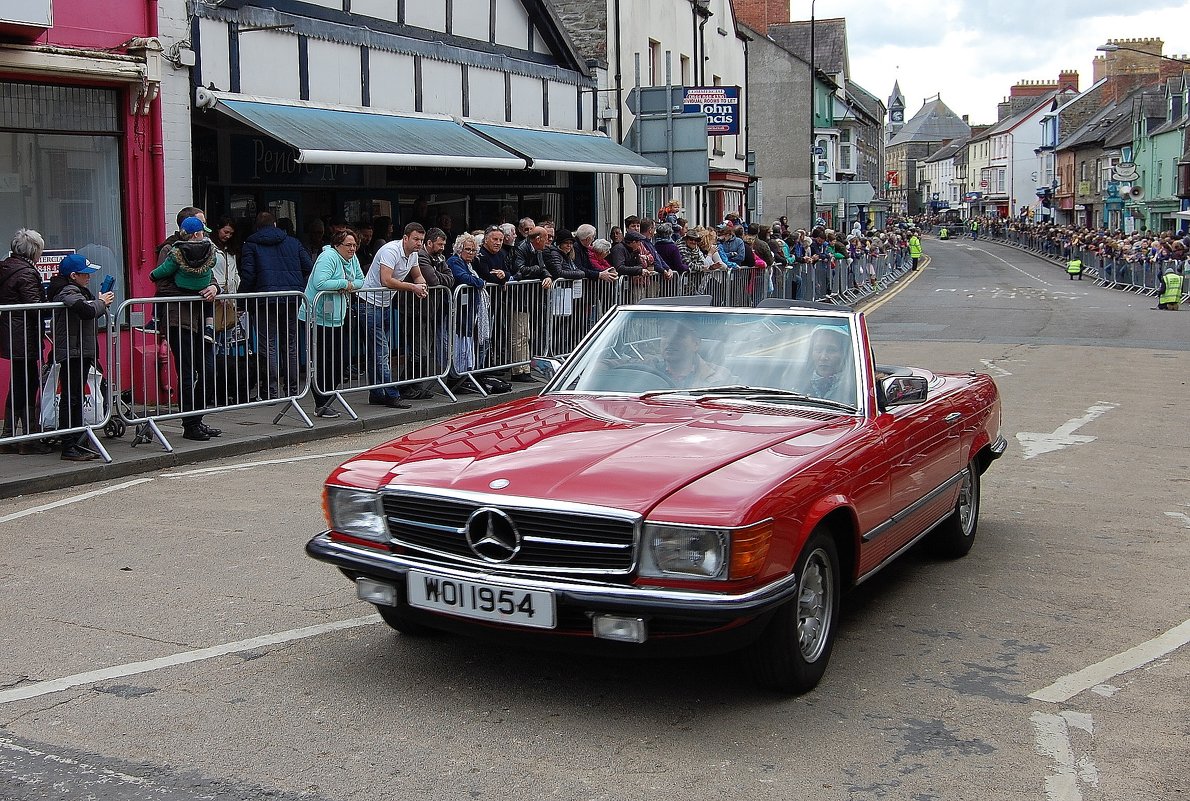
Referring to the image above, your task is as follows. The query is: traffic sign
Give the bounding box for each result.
[813,146,824,155]
[980,180,988,188]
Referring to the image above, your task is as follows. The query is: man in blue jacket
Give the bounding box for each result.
[239,211,314,400]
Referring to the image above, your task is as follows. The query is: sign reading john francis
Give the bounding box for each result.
[682,87,740,136]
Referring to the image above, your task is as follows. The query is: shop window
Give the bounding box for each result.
[341,198,393,228]
[400,193,470,239]
[0,82,126,306]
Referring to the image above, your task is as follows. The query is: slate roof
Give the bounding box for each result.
[1055,94,1132,151]
[767,18,848,77]
[922,137,968,163]
[887,96,970,146]
[983,89,1061,138]
[846,79,885,124]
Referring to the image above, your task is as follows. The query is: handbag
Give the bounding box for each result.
[212,262,238,331]
[40,362,106,431]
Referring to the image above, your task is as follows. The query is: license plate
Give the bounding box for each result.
[406,570,556,629]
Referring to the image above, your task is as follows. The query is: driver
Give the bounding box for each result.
[804,326,852,403]
[651,323,732,386]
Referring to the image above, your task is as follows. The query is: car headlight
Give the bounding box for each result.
[324,486,387,542]
[639,523,729,580]
[638,520,774,581]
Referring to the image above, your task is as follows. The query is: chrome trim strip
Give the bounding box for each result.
[381,485,642,522]
[854,508,953,587]
[309,534,800,614]
[386,539,634,576]
[388,517,463,534]
[523,535,632,550]
[861,470,964,544]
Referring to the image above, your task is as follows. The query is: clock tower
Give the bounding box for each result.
[887,80,906,143]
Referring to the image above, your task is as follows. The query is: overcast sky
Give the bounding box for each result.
[797,1,1189,124]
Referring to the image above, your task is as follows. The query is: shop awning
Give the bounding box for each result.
[207,93,667,177]
[210,95,527,170]
[465,122,668,176]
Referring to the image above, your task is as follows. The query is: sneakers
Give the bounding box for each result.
[315,406,341,418]
[369,396,411,409]
[61,445,99,462]
[203,324,216,344]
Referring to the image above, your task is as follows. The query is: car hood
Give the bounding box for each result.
[333,394,842,514]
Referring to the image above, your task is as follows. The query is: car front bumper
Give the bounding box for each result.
[306,532,799,622]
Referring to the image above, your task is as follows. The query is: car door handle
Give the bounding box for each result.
[944,412,962,424]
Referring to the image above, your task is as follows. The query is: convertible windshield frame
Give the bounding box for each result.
[540,304,871,417]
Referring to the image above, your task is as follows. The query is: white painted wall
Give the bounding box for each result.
[368,50,418,111]
[494,0,530,50]
[158,0,195,235]
[197,18,230,92]
[238,30,300,98]
[307,39,361,107]
[547,81,578,129]
[405,2,446,32]
[509,74,543,126]
[350,0,396,23]
[468,67,507,122]
[421,59,463,116]
[452,6,490,42]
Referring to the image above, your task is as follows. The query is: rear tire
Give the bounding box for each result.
[374,604,438,637]
[930,460,980,558]
[747,530,841,694]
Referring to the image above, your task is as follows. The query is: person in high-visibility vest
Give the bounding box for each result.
[970,219,980,240]
[939,226,950,240]
[1157,267,1183,311]
[908,231,923,270]
[1066,258,1083,280]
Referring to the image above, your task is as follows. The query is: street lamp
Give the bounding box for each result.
[1095,43,1189,63]
[808,0,816,231]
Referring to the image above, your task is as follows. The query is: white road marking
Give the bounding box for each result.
[1015,402,1118,460]
[969,246,1054,287]
[1029,618,1190,703]
[1163,509,1190,529]
[0,478,154,525]
[979,359,1012,377]
[161,449,361,478]
[0,615,381,706]
[1031,710,1099,801]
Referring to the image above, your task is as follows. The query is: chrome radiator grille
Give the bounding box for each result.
[381,491,638,574]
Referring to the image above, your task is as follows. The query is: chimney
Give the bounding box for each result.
[962,114,969,123]
[1058,70,1079,93]
[997,99,1012,121]
[733,0,791,34]
[1092,55,1106,84]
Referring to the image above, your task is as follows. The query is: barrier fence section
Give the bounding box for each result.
[0,301,116,461]
[115,291,312,451]
[988,231,1188,301]
[3,258,920,460]
[310,285,454,417]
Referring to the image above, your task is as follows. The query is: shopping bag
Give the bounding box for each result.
[40,362,105,431]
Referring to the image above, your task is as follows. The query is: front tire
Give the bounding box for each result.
[747,531,841,694]
[930,461,981,558]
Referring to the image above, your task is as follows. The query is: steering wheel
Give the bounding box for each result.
[601,363,677,390]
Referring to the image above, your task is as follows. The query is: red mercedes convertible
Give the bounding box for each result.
[308,300,1005,693]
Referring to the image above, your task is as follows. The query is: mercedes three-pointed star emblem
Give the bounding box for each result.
[464,507,521,563]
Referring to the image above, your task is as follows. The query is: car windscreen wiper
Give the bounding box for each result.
[642,385,857,413]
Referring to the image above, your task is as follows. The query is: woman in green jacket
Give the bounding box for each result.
[298,229,364,417]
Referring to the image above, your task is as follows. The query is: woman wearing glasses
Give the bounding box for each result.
[298,229,364,417]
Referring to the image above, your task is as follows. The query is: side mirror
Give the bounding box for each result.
[530,356,563,382]
[880,374,928,408]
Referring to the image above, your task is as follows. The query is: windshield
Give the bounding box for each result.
[550,308,862,411]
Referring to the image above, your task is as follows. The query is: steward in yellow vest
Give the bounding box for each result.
[1158,268,1183,310]
[1066,258,1083,280]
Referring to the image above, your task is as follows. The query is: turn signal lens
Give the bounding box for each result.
[729,520,774,580]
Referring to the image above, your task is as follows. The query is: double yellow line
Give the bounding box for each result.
[860,254,930,314]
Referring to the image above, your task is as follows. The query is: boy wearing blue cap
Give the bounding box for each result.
[47,255,114,461]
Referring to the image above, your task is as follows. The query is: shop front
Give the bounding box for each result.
[191,94,662,241]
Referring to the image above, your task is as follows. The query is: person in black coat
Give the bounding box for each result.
[47,255,114,461]
[0,228,52,453]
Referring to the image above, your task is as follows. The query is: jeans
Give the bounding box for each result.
[358,300,399,402]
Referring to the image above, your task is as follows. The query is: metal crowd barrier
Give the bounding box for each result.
[114,291,312,452]
[0,301,117,461]
[309,285,454,417]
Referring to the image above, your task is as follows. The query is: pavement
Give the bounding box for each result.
[0,383,540,501]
